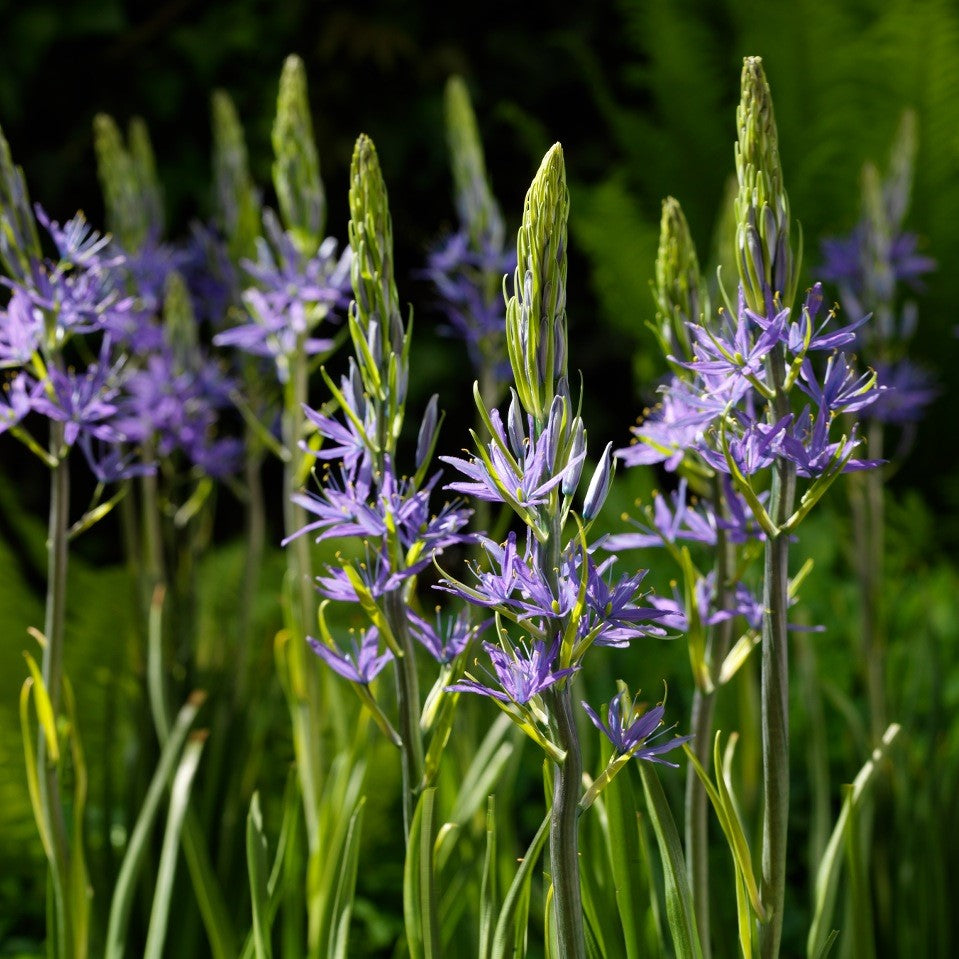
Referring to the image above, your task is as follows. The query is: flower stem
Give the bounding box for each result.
[385,589,425,840]
[760,347,796,959]
[685,480,735,959]
[548,684,586,959]
[281,348,324,844]
[38,423,73,958]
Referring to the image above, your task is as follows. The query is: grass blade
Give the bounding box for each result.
[491,813,549,959]
[404,787,440,959]
[807,723,900,958]
[329,798,366,959]
[247,792,273,959]
[144,732,207,959]
[638,764,703,959]
[104,692,205,959]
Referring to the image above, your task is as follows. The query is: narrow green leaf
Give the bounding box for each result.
[104,693,206,959]
[807,724,901,959]
[247,792,273,959]
[602,746,645,959]
[19,678,53,862]
[404,787,440,959]
[22,651,59,763]
[491,814,550,959]
[638,764,703,959]
[329,798,366,959]
[144,733,207,959]
[478,797,497,959]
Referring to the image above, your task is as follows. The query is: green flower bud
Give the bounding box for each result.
[583,442,615,521]
[272,54,325,256]
[163,270,197,369]
[128,117,164,242]
[94,113,147,251]
[734,56,800,315]
[652,197,705,362]
[884,109,917,231]
[348,134,405,398]
[505,143,569,428]
[444,75,504,252]
[212,89,261,264]
[0,123,41,281]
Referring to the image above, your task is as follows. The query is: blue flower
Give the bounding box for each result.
[448,637,576,704]
[582,692,690,765]
[308,626,394,684]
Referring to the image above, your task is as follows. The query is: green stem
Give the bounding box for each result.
[684,478,735,959]
[548,684,586,959]
[38,424,73,959]
[281,349,324,844]
[386,589,425,840]
[759,347,796,959]
[237,442,266,707]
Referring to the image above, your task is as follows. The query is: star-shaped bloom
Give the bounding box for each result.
[448,637,576,704]
[308,626,394,684]
[582,693,690,765]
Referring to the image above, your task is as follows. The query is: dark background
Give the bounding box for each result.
[1,1,958,953]
[1,0,955,550]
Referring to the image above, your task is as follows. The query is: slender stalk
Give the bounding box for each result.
[37,425,73,958]
[540,506,586,959]
[236,441,266,707]
[685,478,736,958]
[386,589,425,839]
[853,419,887,744]
[759,347,796,959]
[280,341,323,843]
[548,684,586,959]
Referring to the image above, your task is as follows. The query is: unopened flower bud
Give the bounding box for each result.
[507,388,525,460]
[0,124,41,281]
[272,55,325,256]
[734,57,799,315]
[583,442,615,521]
[561,418,586,496]
[212,90,261,264]
[444,76,505,252]
[416,394,439,470]
[653,197,703,362]
[505,143,569,426]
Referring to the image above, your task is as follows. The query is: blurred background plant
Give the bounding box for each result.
[1,1,957,957]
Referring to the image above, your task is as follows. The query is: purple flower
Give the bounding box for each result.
[308,626,394,684]
[30,342,125,448]
[114,347,237,470]
[448,637,576,704]
[442,401,586,511]
[0,288,42,368]
[797,352,881,416]
[0,371,39,433]
[616,380,719,472]
[684,287,786,389]
[215,212,350,376]
[866,359,938,424]
[422,229,516,381]
[583,558,668,647]
[314,545,408,603]
[582,694,690,764]
[407,608,480,664]
[286,461,472,576]
[752,283,868,355]
[700,414,793,476]
[777,407,878,478]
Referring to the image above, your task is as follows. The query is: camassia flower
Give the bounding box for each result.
[448,637,577,704]
[308,625,394,684]
[582,693,690,764]
[441,398,585,514]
